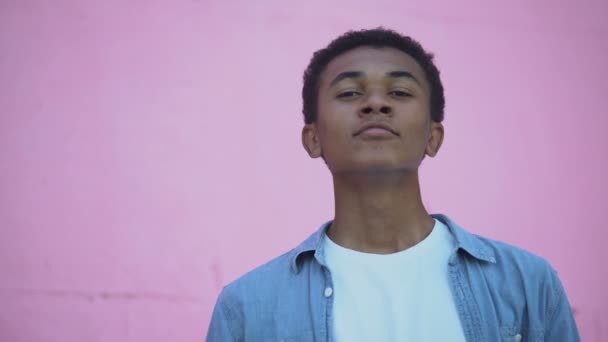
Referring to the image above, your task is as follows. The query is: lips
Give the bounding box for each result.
[353,122,399,136]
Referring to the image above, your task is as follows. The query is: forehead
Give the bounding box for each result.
[320,46,427,87]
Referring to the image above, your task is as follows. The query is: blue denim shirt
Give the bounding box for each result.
[206,214,580,341]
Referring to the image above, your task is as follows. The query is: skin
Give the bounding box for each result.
[302,46,444,254]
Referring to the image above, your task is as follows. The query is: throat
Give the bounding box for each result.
[330,174,434,254]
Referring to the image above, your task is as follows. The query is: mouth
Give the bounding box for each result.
[353,123,399,137]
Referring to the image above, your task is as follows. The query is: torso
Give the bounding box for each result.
[322,219,466,341]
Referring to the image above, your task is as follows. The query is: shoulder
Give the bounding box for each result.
[211,250,295,330]
[216,225,326,313]
[220,224,326,300]
[211,247,319,338]
[222,249,296,298]
[462,232,578,338]
[460,230,565,310]
[476,234,555,273]
[207,250,301,340]
[436,214,558,280]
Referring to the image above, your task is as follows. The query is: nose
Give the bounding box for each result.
[359,92,392,116]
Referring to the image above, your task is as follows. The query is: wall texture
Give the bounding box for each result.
[1,0,607,340]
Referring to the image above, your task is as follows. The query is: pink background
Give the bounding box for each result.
[1,0,607,340]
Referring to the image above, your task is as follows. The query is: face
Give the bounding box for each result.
[302,46,444,175]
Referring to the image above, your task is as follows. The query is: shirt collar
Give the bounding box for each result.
[288,213,496,273]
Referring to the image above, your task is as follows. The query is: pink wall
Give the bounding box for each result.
[1,0,607,340]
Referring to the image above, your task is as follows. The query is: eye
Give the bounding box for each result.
[336,91,361,98]
[389,90,412,97]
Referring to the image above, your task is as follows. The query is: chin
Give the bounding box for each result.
[349,158,409,174]
[326,152,416,175]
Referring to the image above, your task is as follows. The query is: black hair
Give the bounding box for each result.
[302,28,445,124]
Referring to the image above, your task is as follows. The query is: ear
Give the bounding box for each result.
[302,124,323,158]
[425,121,444,158]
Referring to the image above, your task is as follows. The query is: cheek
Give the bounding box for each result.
[316,91,334,117]
[318,118,349,149]
[405,126,431,154]
[317,105,355,142]
[397,113,431,146]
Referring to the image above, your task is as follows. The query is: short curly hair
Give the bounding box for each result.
[302,28,445,124]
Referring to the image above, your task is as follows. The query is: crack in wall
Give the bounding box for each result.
[0,288,204,304]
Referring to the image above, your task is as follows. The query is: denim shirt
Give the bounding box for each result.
[206,214,580,342]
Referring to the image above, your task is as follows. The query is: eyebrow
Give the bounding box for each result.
[387,71,420,84]
[329,70,420,87]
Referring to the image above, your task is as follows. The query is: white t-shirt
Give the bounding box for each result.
[322,219,466,342]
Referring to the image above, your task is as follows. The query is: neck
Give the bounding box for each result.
[328,169,434,254]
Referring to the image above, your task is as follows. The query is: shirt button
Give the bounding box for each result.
[324,287,333,297]
[514,333,522,341]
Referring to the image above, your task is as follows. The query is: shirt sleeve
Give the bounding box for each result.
[206,287,242,342]
[544,269,580,341]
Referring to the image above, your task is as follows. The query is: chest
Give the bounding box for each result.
[327,258,465,341]
[253,264,544,342]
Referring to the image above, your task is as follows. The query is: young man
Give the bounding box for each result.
[206,28,580,341]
